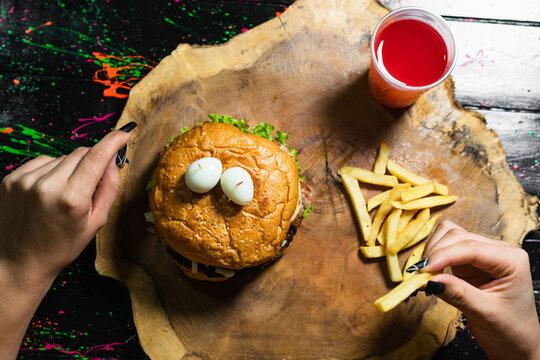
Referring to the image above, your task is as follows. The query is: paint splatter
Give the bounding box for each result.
[91,53,155,98]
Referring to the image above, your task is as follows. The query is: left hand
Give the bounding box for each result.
[0,129,131,289]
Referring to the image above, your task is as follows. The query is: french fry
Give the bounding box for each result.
[388,209,430,254]
[386,160,449,195]
[386,159,427,185]
[433,183,450,196]
[391,195,457,210]
[404,214,441,250]
[402,243,426,281]
[339,167,398,188]
[385,208,402,282]
[377,215,388,246]
[397,209,418,233]
[386,253,402,282]
[374,272,433,312]
[401,182,435,202]
[340,173,372,241]
[367,189,391,212]
[360,246,385,258]
[372,142,390,175]
[367,184,409,246]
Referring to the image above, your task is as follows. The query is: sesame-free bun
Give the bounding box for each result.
[149,122,300,270]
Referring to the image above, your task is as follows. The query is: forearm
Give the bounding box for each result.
[0,260,54,360]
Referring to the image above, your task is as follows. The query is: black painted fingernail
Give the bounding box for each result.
[116,144,128,168]
[423,281,445,296]
[119,121,137,133]
[406,258,429,273]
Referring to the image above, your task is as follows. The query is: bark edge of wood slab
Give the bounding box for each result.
[95,0,539,359]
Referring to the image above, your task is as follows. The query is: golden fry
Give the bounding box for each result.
[434,183,449,196]
[404,214,441,250]
[402,243,426,281]
[372,142,390,175]
[397,209,418,233]
[367,189,391,212]
[388,209,430,254]
[386,253,403,282]
[385,208,403,282]
[401,182,435,202]
[367,185,409,246]
[374,272,433,312]
[340,173,372,241]
[339,167,398,188]
[386,160,448,195]
[360,246,385,258]
[377,216,388,246]
[391,195,457,210]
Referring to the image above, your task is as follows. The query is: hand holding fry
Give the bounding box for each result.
[421,220,540,360]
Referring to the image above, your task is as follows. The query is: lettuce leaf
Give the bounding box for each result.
[161,115,305,185]
[252,122,275,141]
[302,204,312,219]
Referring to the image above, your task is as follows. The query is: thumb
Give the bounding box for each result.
[430,273,489,316]
[91,155,121,228]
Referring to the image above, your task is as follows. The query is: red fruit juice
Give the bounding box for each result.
[374,19,448,87]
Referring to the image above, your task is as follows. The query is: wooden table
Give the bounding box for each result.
[0,0,537,358]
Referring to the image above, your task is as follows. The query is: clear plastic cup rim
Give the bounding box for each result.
[370,6,457,92]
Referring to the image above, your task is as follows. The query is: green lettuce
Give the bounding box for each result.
[302,204,312,219]
[157,114,305,187]
[205,114,304,181]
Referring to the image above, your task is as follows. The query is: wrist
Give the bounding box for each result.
[0,258,56,297]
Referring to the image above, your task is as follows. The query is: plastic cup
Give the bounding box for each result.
[368,7,457,108]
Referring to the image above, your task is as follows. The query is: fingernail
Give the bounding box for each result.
[423,281,445,296]
[119,121,137,133]
[406,258,429,273]
[116,144,128,168]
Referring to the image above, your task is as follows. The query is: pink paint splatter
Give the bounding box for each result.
[19,338,133,359]
[460,50,492,67]
[71,111,119,140]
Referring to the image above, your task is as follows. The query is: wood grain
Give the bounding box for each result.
[95,0,538,359]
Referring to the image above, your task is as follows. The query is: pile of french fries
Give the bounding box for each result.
[338,143,456,312]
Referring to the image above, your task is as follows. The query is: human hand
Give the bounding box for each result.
[0,122,136,290]
[419,220,540,360]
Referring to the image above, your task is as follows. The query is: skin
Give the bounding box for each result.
[423,220,540,360]
[0,129,131,360]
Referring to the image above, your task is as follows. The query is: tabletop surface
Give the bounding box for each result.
[0,0,538,359]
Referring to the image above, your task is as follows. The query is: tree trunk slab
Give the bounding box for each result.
[96,0,539,359]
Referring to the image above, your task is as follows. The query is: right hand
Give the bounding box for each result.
[422,220,540,360]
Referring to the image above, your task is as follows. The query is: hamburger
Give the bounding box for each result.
[147,115,312,281]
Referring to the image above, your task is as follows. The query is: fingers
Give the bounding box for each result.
[91,156,121,227]
[425,220,509,256]
[430,273,488,316]
[44,147,90,180]
[11,155,56,175]
[1,155,56,188]
[424,239,517,278]
[68,130,132,198]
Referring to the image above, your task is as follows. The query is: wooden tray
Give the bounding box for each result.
[95,0,538,358]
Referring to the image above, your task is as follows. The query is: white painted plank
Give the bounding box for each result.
[478,109,540,195]
[379,0,540,23]
[450,22,540,111]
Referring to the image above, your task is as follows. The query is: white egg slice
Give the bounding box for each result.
[185,157,223,193]
[220,167,254,206]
